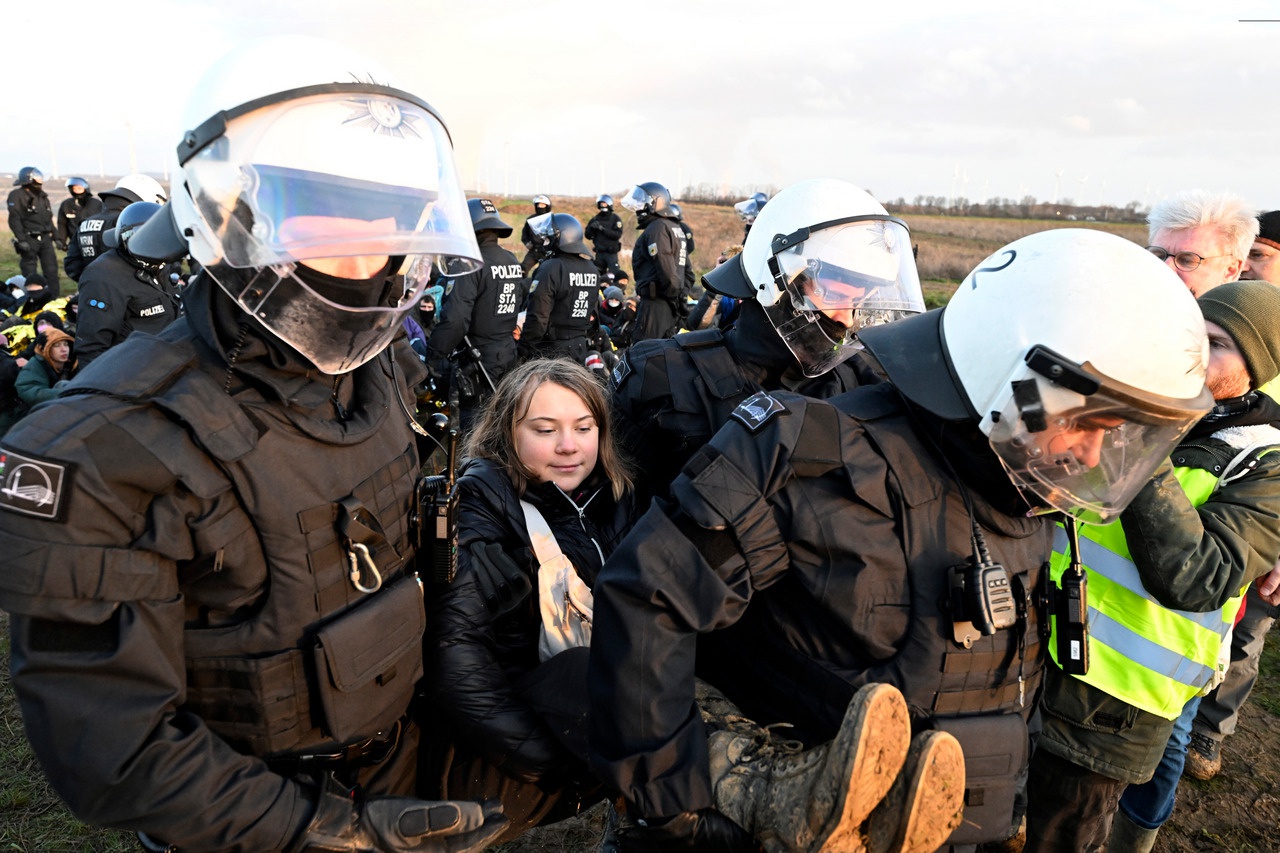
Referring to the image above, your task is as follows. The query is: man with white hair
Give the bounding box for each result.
[1145,189,1258,296]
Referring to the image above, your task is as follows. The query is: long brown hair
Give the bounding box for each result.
[463,358,633,500]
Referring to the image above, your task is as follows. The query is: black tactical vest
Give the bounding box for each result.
[72,332,425,759]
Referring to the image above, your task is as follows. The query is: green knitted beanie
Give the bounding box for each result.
[1198,279,1280,389]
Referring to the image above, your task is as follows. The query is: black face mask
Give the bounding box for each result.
[815,310,853,343]
[420,308,436,323]
[292,258,396,309]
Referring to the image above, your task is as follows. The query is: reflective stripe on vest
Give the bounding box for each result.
[1049,464,1245,720]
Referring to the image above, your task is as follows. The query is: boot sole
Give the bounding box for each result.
[866,730,966,853]
[1183,751,1221,781]
[812,683,912,853]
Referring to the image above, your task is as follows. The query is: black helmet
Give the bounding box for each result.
[467,198,513,237]
[670,202,683,220]
[66,176,90,195]
[527,212,592,257]
[621,182,674,219]
[597,194,614,212]
[532,194,552,216]
[15,167,43,187]
[752,191,769,207]
[104,201,165,266]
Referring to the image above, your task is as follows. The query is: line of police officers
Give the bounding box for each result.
[0,35,1240,853]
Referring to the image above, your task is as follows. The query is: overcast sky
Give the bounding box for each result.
[9,0,1278,210]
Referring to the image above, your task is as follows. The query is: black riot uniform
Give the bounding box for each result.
[630,215,686,342]
[589,330,1050,847]
[521,253,599,362]
[64,189,134,282]
[610,298,870,504]
[675,218,696,324]
[7,184,60,293]
[425,232,529,422]
[584,208,624,280]
[55,192,103,250]
[0,274,432,850]
[74,248,182,370]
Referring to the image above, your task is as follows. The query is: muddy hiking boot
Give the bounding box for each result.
[864,730,966,853]
[1184,731,1222,781]
[706,682,927,853]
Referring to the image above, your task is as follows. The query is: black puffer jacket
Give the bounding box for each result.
[424,456,635,781]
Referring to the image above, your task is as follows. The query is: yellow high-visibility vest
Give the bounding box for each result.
[1049,465,1247,720]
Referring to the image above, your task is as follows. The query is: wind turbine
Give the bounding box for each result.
[1052,168,1065,206]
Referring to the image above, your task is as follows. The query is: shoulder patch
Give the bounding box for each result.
[648,243,658,257]
[611,353,633,389]
[0,447,72,521]
[730,390,787,433]
[529,278,540,293]
[444,279,455,297]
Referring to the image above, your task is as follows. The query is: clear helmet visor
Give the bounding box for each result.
[181,89,480,373]
[764,217,924,377]
[183,91,479,268]
[527,211,555,241]
[735,198,761,222]
[987,371,1212,524]
[207,254,435,375]
[620,185,652,213]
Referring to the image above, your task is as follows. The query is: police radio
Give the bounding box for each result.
[948,523,1019,648]
[413,413,460,585]
[1055,516,1090,675]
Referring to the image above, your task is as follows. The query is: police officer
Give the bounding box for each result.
[519,193,553,275]
[735,190,768,241]
[7,167,60,294]
[587,228,1216,853]
[585,193,624,281]
[612,179,924,504]
[54,176,103,251]
[426,198,529,430]
[670,202,697,326]
[64,173,168,282]
[622,181,686,342]
[519,211,599,362]
[74,201,182,370]
[0,37,505,853]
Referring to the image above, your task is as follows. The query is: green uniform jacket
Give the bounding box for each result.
[1037,426,1280,783]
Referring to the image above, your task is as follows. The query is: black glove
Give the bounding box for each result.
[14,240,30,255]
[616,809,759,853]
[293,777,507,853]
[55,239,67,252]
[470,542,533,617]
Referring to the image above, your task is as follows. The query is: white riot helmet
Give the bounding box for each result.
[703,178,924,377]
[164,36,480,374]
[866,228,1213,524]
[114,173,168,204]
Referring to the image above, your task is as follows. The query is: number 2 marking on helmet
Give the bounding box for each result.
[969,249,1017,289]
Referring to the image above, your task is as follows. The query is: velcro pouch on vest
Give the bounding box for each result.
[312,576,425,743]
[934,713,1028,845]
[676,330,750,400]
[186,647,311,755]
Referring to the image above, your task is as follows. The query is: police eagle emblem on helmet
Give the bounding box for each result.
[342,97,425,139]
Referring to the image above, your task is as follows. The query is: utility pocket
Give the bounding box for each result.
[312,577,425,742]
[935,713,1028,845]
[185,647,310,755]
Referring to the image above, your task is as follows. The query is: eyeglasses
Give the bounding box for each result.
[1146,246,1232,272]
